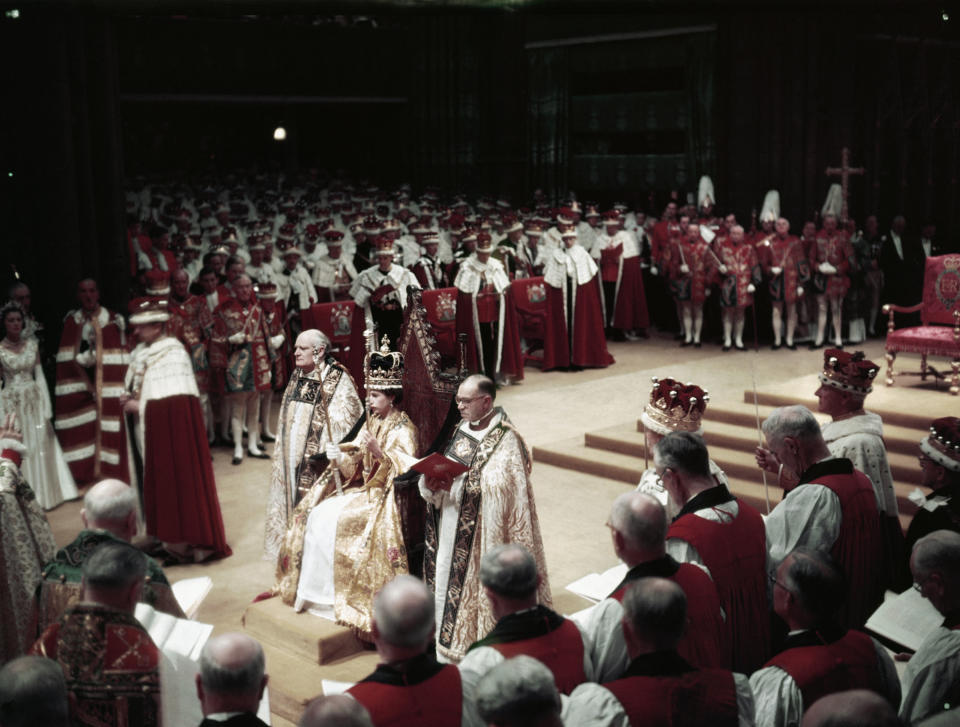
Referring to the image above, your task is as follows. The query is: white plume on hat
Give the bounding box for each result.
[697,175,716,208]
[760,190,780,223]
[821,183,843,218]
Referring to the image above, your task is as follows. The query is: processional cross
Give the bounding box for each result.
[825,147,865,224]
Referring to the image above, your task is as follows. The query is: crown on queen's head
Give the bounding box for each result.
[364,333,404,391]
[641,377,708,437]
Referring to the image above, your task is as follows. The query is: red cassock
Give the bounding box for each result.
[611,560,727,669]
[596,231,650,330]
[765,630,887,707]
[790,465,885,629]
[811,231,853,297]
[54,307,131,485]
[668,498,771,673]
[542,246,614,371]
[605,664,739,727]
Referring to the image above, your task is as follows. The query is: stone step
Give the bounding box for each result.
[243,596,365,666]
[261,642,378,725]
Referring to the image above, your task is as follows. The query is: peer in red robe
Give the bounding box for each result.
[541,231,614,371]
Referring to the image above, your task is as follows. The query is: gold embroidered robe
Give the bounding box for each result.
[264,361,363,562]
[272,408,418,638]
[421,410,552,662]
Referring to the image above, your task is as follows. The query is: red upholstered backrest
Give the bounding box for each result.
[922,255,960,326]
[421,287,459,327]
[303,301,357,344]
[511,276,548,316]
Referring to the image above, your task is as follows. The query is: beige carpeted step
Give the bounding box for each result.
[538,421,925,532]
[748,390,933,431]
[244,597,366,665]
[262,642,379,725]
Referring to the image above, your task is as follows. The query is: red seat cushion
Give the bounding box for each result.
[886,326,960,357]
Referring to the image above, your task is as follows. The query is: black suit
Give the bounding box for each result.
[199,714,269,727]
[879,232,924,307]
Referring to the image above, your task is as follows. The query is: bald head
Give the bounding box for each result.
[372,575,435,650]
[82,479,138,540]
[610,492,667,557]
[197,633,267,715]
[463,374,496,401]
[299,695,373,727]
[912,530,960,615]
[801,689,901,727]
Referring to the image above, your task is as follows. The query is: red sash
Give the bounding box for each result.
[767,630,884,708]
[349,665,462,727]
[490,619,586,694]
[668,502,769,672]
[606,668,738,727]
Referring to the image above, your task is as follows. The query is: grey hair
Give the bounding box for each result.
[199,633,265,696]
[0,656,69,727]
[913,530,960,583]
[622,577,687,650]
[372,575,434,649]
[299,695,374,727]
[479,544,539,599]
[610,492,666,550]
[653,431,710,479]
[83,480,138,524]
[82,541,146,591]
[474,655,561,726]
[300,328,330,352]
[761,405,822,450]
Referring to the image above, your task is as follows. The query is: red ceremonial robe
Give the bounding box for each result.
[668,486,771,673]
[610,556,726,669]
[604,651,739,727]
[143,395,231,557]
[542,245,614,370]
[766,629,886,708]
[455,290,524,382]
[466,604,587,695]
[54,307,131,485]
[790,459,885,629]
[612,256,650,330]
[348,653,462,727]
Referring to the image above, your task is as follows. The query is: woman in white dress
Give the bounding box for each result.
[0,302,78,509]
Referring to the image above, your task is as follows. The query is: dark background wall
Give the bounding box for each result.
[1,1,957,338]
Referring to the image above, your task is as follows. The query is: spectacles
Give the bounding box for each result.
[654,466,672,487]
[456,395,485,405]
[769,572,789,591]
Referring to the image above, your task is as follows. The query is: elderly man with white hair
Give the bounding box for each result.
[900,530,960,723]
[264,328,362,562]
[474,655,563,727]
[346,575,483,727]
[758,404,884,629]
[34,478,184,633]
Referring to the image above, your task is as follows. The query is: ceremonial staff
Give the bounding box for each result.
[751,361,771,514]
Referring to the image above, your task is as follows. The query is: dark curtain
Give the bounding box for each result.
[687,32,717,183]
[526,46,570,203]
[0,9,128,338]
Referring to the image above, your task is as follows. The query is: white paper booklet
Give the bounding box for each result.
[136,603,271,725]
[865,588,944,653]
[172,576,213,619]
[565,563,628,603]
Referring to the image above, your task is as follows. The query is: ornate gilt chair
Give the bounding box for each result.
[420,286,459,365]
[882,254,960,395]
